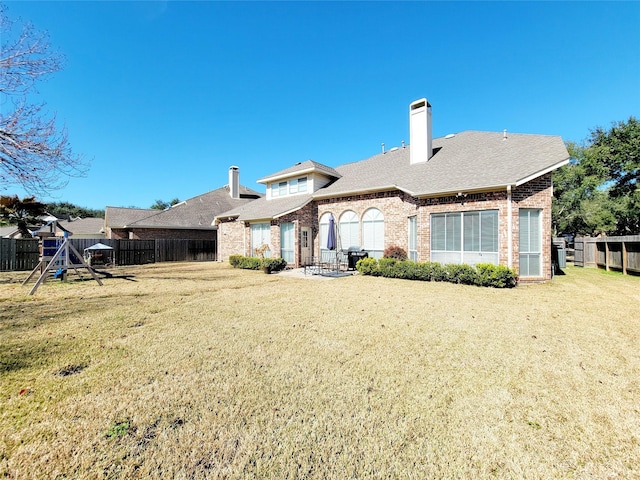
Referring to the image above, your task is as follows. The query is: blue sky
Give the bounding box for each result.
[4,1,639,210]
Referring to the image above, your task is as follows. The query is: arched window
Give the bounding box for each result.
[339,210,359,249]
[319,212,333,257]
[362,208,384,259]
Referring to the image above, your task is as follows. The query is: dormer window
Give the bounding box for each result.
[270,176,308,198]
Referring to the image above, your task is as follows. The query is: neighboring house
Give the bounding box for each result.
[57,217,106,238]
[105,167,262,240]
[215,98,570,282]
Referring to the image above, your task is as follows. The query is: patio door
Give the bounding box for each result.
[300,227,312,265]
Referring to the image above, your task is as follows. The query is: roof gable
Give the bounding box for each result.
[258,160,341,184]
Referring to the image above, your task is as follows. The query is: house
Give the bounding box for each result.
[56,217,106,238]
[105,167,262,240]
[215,99,570,282]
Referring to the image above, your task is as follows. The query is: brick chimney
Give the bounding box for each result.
[409,98,432,165]
[229,166,239,199]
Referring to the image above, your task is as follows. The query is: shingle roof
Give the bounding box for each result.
[57,217,105,235]
[215,130,569,222]
[314,131,569,198]
[217,193,314,222]
[123,185,262,229]
[258,160,341,183]
[105,207,157,228]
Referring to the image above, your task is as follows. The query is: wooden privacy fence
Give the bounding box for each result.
[0,238,40,271]
[574,235,640,275]
[1,238,217,271]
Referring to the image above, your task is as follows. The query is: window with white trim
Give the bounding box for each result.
[339,211,359,249]
[431,210,499,265]
[519,209,542,277]
[251,223,271,257]
[280,222,294,263]
[408,216,418,262]
[362,208,384,259]
[319,212,333,259]
[269,176,308,198]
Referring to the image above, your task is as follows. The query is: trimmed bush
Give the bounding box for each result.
[445,263,478,285]
[476,263,517,288]
[229,255,243,268]
[383,245,408,261]
[355,257,380,276]
[262,257,287,272]
[229,255,287,272]
[356,258,517,288]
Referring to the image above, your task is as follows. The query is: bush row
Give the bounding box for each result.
[355,257,517,288]
[229,255,287,272]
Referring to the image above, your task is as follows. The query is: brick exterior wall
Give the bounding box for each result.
[217,173,554,281]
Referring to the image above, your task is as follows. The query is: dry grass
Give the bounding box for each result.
[0,263,638,479]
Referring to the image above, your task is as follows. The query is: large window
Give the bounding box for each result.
[251,223,271,257]
[408,216,418,262]
[339,211,359,249]
[280,222,294,263]
[319,212,332,257]
[362,208,384,259]
[431,210,499,265]
[519,209,542,277]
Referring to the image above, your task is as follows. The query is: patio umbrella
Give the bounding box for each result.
[327,214,337,250]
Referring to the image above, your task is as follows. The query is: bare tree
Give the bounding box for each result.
[0,6,87,196]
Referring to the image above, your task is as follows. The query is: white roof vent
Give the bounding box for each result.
[445,133,456,139]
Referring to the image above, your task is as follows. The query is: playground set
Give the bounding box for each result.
[22,233,106,295]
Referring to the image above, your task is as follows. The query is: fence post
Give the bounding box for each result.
[622,239,628,275]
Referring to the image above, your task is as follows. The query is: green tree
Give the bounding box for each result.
[0,194,45,236]
[588,117,639,234]
[553,118,639,236]
[150,198,180,210]
[45,201,104,219]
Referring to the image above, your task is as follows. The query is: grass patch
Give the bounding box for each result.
[0,263,638,478]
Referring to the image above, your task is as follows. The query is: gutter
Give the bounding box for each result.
[312,185,399,200]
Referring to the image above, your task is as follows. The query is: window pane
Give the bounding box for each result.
[319,212,331,256]
[298,177,307,192]
[363,208,384,258]
[289,179,298,193]
[251,223,271,257]
[280,223,294,263]
[431,214,446,251]
[519,209,542,276]
[529,210,541,252]
[463,212,480,252]
[481,211,498,252]
[408,216,417,261]
[279,182,287,196]
[446,214,461,251]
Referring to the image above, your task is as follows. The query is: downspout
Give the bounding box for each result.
[507,185,513,268]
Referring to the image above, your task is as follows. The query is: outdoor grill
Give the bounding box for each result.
[347,246,368,270]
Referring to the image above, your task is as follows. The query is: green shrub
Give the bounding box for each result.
[356,257,380,276]
[383,245,408,261]
[229,255,287,272]
[357,257,517,288]
[445,263,478,285]
[476,263,517,288]
[262,257,287,272]
[229,255,243,268]
[424,262,447,282]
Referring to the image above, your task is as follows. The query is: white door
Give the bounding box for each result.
[300,227,312,265]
